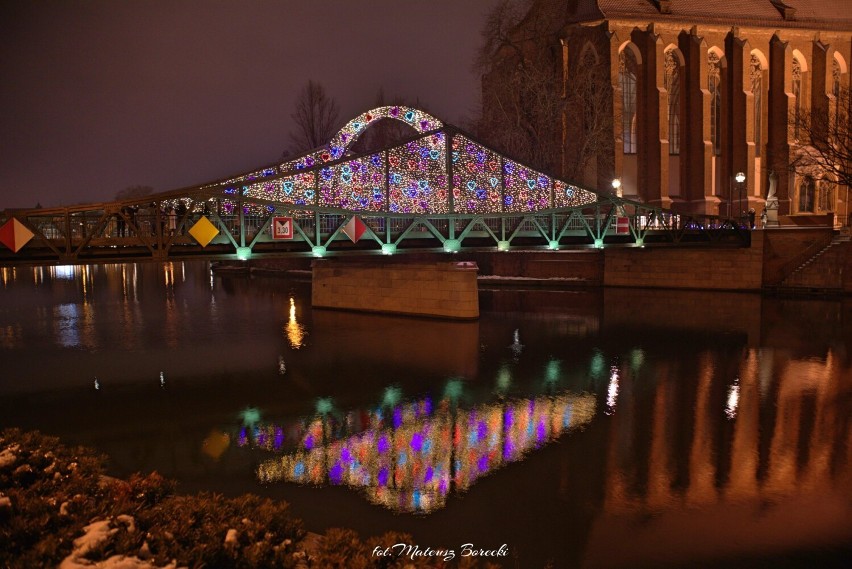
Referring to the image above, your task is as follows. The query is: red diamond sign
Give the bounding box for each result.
[341,216,367,243]
[272,216,294,240]
[0,218,35,253]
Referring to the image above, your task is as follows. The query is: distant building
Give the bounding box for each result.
[481,0,851,224]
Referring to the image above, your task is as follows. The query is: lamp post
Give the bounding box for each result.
[612,178,622,198]
[735,172,746,225]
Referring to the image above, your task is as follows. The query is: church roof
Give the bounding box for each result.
[566,0,852,30]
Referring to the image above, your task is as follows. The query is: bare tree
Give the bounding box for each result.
[790,85,851,189]
[288,80,340,154]
[473,0,564,174]
[561,49,614,183]
[473,0,614,184]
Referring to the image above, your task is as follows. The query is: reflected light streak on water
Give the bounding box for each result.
[53,265,75,280]
[285,297,306,349]
[725,381,740,419]
[606,365,619,415]
[164,262,175,289]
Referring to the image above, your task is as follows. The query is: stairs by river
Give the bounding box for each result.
[776,232,849,295]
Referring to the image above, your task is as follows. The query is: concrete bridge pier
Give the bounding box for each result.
[311,259,479,320]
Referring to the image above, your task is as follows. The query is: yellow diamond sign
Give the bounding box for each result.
[188,216,220,247]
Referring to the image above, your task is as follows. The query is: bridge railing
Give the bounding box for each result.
[1,193,750,265]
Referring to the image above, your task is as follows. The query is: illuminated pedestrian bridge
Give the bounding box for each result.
[0,105,746,264]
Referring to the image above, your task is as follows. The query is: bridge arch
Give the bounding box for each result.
[327,106,443,159]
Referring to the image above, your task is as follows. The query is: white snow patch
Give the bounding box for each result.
[59,517,184,569]
[224,528,238,545]
[71,520,117,558]
[477,275,586,282]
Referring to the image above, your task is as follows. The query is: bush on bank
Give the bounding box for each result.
[0,429,503,569]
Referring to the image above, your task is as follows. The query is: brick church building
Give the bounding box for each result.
[481,0,851,225]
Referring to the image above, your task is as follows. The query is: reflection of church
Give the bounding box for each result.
[585,348,851,567]
[483,1,851,224]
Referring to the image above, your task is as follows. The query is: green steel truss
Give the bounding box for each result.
[0,108,749,265]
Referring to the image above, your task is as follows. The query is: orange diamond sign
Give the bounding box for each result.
[188,216,220,247]
[0,218,35,253]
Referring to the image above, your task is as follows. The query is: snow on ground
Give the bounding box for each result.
[58,517,183,569]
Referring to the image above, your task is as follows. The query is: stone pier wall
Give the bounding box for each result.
[312,260,479,319]
[603,232,766,291]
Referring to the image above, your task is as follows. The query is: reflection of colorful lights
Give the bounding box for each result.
[545,359,561,383]
[590,351,606,380]
[606,366,619,415]
[383,386,402,407]
[240,407,261,426]
[496,365,512,393]
[443,379,463,402]
[630,348,645,371]
[316,398,333,415]
[251,391,595,514]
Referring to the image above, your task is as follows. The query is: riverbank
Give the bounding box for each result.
[213,226,852,296]
[0,429,503,569]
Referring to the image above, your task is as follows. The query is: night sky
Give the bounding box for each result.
[0,0,501,209]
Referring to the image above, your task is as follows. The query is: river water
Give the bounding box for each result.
[0,261,850,568]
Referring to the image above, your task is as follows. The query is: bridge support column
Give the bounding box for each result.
[312,259,479,319]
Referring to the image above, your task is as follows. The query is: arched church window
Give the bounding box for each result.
[818,179,835,212]
[831,57,842,141]
[792,57,802,142]
[664,49,681,155]
[750,54,763,156]
[619,48,638,154]
[708,51,722,155]
[798,175,815,212]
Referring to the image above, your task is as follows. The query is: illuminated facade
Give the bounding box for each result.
[483,0,851,223]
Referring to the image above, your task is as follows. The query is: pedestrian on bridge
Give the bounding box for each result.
[117,207,127,237]
[176,201,188,234]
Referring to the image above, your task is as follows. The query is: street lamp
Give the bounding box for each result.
[735,172,746,223]
[612,178,622,198]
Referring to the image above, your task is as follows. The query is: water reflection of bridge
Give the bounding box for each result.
[1,105,748,266]
[242,390,596,513]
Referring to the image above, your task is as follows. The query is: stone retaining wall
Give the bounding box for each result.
[603,232,765,291]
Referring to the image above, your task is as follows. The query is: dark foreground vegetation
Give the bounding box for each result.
[0,429,502,568]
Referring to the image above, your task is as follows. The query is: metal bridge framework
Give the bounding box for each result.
[0,106,749,265]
